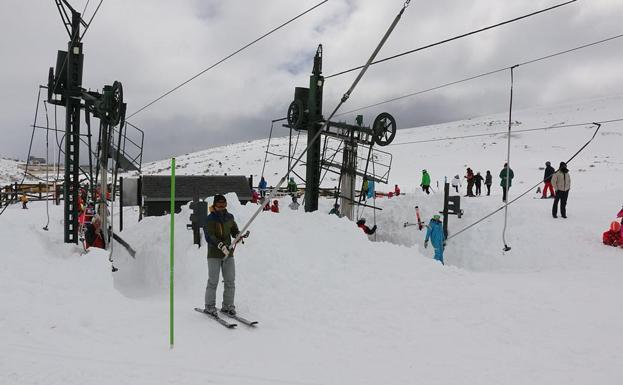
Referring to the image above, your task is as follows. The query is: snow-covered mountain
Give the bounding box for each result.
[2,95,623,385]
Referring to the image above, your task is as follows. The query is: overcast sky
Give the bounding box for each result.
[1,0,622,162]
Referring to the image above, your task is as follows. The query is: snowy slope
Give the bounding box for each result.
[0,157,24,186]
[2,95,623,385]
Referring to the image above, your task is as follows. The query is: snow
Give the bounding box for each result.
[2,95,623,385]
[0,158,25,186]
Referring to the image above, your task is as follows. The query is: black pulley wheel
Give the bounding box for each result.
[109,81,123,126]
[372,112,396,146]
[287,99,304,129]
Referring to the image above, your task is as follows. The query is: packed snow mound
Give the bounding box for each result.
[112,193,439,298]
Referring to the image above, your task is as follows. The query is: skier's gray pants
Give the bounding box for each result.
[205,257,235,308]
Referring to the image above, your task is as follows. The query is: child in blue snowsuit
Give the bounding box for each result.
[424,215,445,265]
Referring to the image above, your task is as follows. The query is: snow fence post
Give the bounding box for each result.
[170,158,175,349]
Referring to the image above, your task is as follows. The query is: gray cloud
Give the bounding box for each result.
[1,0,622,162]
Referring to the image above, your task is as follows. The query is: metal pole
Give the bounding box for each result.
[169,158,175,349]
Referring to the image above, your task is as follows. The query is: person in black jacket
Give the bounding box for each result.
[474,172,484,196]
[541,161,556,199]
[485,171,492,196]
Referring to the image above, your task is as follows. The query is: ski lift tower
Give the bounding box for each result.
[46,0,142,243]
[285,45,397,219]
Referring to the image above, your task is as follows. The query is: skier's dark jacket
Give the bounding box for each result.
[485,172,492,185]
[85,223,106,249]
[543,165,555,182]
[203,210,240,259]
[474,174,484,186]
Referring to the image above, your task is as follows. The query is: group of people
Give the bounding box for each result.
[251,176,302,213]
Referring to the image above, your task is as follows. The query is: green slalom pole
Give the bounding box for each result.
[170,158,175,348]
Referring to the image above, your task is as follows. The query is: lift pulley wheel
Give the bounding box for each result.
[287,99,304,129]
[47,68,55,102]
[372,112,396,146]
[109,81,123,126]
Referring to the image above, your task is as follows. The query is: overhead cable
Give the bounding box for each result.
[126,0,329,120]
[325,0,578,79]
[336,32,623,117]
[389,118,623,147]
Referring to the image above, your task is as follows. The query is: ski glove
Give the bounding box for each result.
[217,242,230,257]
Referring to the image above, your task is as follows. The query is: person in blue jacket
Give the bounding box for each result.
[424,214,446,265]
[258,176,268,198]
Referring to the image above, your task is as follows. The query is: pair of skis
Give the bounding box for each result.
[403,206,424,230]
[194,307,258,329]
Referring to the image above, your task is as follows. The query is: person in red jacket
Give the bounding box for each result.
[85,215,106,249]
[251,189,259,204]
[603,221,622,247]
[394,184,401,196]
[270,199,280,213]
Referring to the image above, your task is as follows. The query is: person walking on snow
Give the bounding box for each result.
[425,214,445,265]
[420,170,431,194]
[451,174,461,194]
[464,168,475,197]
[551,162,571,218]
[474,172,484,196]
[287,177,298,195]
[258,177,268,198]
[499,163,514,202]
[203,195,241,317]
[20,194,29,209]
[485,170,492,196]
[542,161,556,198]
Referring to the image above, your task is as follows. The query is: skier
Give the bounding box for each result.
[451,174,461,194]
[424,214,445,265]
[270,199,280,213]
[394,184,401,196]
[551,162,570,218]
[542,161,556,199]
[420,170,431,194]
[20,194,29,209]
[618,207,623,237]
[603,221,622,247]
[484,170,492,196]
[287,177,298,195]
[85,214,105,250]
[356,218,377,235]
[499,163,514,202]
[258,176,268,198]
[203,195,241,316]
[474,172,484,196]
[464,168,475,197]
[288,196,300,210]
[329,203,341,216]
